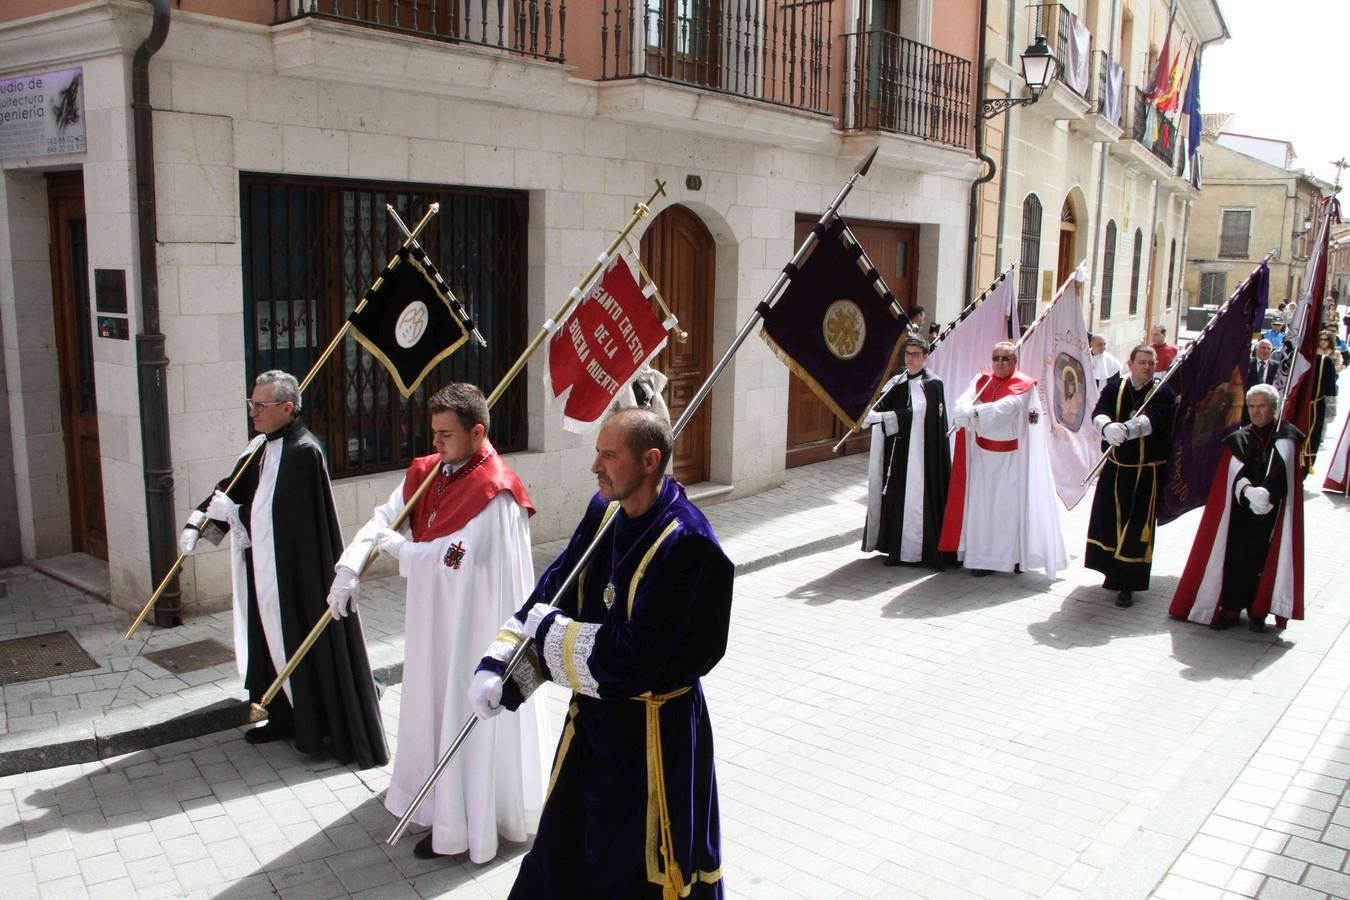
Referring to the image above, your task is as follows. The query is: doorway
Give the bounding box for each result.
[785,216,917,468]
[1057,196,1078,289]
[47,172,106,560]
[641,205,714,485]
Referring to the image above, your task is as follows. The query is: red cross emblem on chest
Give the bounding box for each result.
[443,541,467,570]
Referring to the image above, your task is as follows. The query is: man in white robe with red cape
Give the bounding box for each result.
[1323,413,1350,494]
[1169,384,1305,632]
[328,383,550,863]
[939,341,1067,577]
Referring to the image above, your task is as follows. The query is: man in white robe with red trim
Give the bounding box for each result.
[329,383,550,863]
[1169,384,1305,633]
[939,341,1067,577]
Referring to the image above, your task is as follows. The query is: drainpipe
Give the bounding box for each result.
[132,0,177,625]
[964,0,996,303]
[1088,0,1121,327]
[993,0,1018,273]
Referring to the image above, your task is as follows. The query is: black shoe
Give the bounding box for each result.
[414,834,450,860]
[1115,591,1134,608]
[882,556,902,567]
[1013,564,1022,574]
[970,568,993,578]
[244,721,294,744]
[1249,617,1267,633]
[1210,618,1235,631]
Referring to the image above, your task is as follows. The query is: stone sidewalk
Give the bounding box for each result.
[0,452,871,771]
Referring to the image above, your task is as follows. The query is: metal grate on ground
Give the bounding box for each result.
[143,639,236,675]
[0,630,99,686]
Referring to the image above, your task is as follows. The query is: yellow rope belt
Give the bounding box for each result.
[638,686,692,900]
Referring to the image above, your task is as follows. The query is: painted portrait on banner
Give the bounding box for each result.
[1053,352,1087,431]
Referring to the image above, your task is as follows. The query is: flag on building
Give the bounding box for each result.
[1156,46,1189,114]
[544,251,673,432]
[1018,267,1099,509]
[1182,55,1202,163]
[759,217,909,430]
[1157,262,1270,526]
[347,244,472,397]
[1146,13,1175,104]
[927,272,1019,404]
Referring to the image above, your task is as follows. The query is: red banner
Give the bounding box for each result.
[545,255,670,431]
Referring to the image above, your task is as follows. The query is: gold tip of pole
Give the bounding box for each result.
[248,703,269,723]
[675,328,690,345]
[429,202,440,213]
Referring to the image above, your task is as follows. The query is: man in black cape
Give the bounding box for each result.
[1303,345,1339,474]
[179,370,387,767]
[861,336,952,567]
[1085,345,1177,608]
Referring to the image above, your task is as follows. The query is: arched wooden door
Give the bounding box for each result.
[1056,196,1077,289]
[641,205,714,484]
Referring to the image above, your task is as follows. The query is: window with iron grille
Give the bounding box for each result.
[240,174,529,479]
[1165,238,1177,309]
[1199,271,1227,307]
[1018,194,1043,327]
[1100,220,1117,320]
[1219,209,1252,259]
[1128,228,1143,316]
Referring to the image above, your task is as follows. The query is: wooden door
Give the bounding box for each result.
[47,172,106,560]
[642,205,714,485]
[786,216,917,468]
[1056,197,1077,289]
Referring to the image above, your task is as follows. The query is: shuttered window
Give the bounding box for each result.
[1018,194,1043,328]
[1100,220,1117,320]
[1219,209,1252,259]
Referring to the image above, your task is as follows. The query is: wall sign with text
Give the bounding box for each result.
[0,68,85,160]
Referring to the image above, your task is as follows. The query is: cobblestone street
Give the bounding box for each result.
[1,423,1348,898]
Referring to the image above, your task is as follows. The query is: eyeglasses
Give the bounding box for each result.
[991,354,1016,362]
[245,399,287,414]
[903,350,927,358]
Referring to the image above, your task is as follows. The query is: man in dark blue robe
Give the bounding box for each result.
[1085,345,1177,608]
[472,408,732,899]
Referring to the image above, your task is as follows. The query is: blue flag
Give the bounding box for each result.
[759,217,909,430]
[1183,56,1201,160]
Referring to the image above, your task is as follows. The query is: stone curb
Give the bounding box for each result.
[0,528,861,776]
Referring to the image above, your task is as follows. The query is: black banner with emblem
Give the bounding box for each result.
[759,217,909,430]
[348,245,471,397]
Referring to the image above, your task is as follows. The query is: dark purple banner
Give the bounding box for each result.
[1158,263,1269,525]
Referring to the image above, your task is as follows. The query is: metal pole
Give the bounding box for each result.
[387,146,882,846]
[124,204,444,640]
[253,181,673,714]
[1080,249,1277,486]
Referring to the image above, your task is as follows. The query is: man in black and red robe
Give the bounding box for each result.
[1170,384,1304,633]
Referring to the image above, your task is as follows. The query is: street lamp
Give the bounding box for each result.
[982,35,1057,119]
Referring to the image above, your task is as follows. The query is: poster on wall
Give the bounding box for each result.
[0,68,85,160]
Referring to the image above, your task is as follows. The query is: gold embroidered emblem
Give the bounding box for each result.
[822,299,865,360]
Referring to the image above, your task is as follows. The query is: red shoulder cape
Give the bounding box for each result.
[404,441,534,542]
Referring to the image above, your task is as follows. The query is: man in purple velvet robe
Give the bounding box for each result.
[472,408,733,898]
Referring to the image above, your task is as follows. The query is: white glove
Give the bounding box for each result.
[468,670,504,720]
[950,411,973,430]
[374,527,407,561]
[1094,414,1112,435]
[178,527,199,556]
[1102,422,1128,447]
[1244,486,1273,515]
[327,565,360,619]
[1124,415,1153,440]
[524,603,557,642]
[205,489,237,522]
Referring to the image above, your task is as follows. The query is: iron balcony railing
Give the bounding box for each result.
[1027,2,1091,100]
[842,29,971,149]
[272,0,566,62]
[1089,49,1124,125]
[598,0,834,116]
[1125,85,1177,169]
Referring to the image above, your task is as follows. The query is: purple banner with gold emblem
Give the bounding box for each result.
[759,217,908,430]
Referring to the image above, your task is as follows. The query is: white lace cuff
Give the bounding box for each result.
[541,615,601,698]
[484,616,543,700]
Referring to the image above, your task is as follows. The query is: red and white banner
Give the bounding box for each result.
[544,253,672,432]
[1019,268,1099,509]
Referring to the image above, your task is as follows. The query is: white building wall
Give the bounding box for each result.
[0,2,977,613]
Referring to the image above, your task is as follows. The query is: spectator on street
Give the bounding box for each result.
[1089,332,1122,389]
[1149,324,1179,372]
